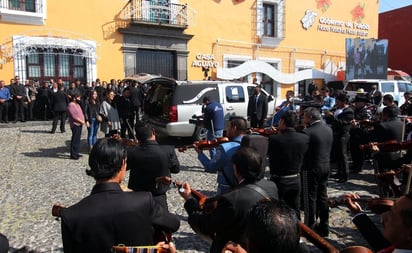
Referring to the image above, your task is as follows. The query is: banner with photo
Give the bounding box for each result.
[345,38,388,80]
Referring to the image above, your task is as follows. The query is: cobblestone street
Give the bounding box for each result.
[0,122,383,252]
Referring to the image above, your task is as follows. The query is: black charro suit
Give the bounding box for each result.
[127,140,180,209]
[268,127,309,217]
[325,106,354,180]
[302,121,333,230]
[184,179,278,253]
[351,213,391,252]
[60,182,180,253]
[247,93,268,128]
[370,118,403,172]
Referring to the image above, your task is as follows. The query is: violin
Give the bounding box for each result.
[375,170,403,198]
[112,134,139,147]
[359,140,400,151]
[155,176,217,213]
[360,139,412,152]
[178,137,229,152]
[247,127,278,137]
[327,195,395,214]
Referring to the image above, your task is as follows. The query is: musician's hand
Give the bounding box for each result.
[344,193,362,215]
[324,110,332,117]
[156,242,176,253]
[222,241,247,253]
[370,143,380,153]
[178,182,192,201]
[155,176,172,186]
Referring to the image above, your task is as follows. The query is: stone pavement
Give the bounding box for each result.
[0,122,383,252]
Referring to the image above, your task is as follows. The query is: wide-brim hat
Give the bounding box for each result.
[352,95,370,103]
[356,88,365,94]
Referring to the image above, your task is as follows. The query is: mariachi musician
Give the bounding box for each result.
[344,192,412,253]
[179,147,278,253]
[59,138,180,253]
[269,90,297,126]
[349,94,374,173]
[367,106,403,197]
[197,117,246,194]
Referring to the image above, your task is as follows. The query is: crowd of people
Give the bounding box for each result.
[1,77,412,253]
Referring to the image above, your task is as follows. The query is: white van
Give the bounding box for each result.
[344,79,412,106]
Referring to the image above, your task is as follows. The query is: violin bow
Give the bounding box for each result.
[125,119,138,143]
[270,96,277,127]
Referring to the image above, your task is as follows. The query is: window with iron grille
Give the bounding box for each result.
[26,49,87,85]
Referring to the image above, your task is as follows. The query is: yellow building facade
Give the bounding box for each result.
[0,0,378,97]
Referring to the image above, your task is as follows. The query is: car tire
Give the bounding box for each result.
[193,126,208,141]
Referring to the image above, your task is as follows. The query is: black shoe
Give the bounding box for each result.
[77,154,83,158]
[21,120,26,122]
[350,168,362,174]
[13,120,17,123]
[61,130,66,133]
[49,131,55,134]
[330,173,342,179]
[313,224,329,237]
[70,156,79,160]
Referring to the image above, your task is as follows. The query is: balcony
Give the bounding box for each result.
[0,0,46,25]
[119,0,195,28]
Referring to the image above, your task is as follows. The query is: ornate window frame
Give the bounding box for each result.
[0,0,47,25]
[256,0,284,47]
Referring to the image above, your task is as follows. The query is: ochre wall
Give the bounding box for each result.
[182,0,379,80]
[0,0,125,82]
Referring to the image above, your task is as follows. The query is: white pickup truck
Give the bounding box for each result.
[137,75,275,140]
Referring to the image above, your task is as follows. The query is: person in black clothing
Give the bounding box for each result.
[324,93,354,183]
[60,138,180,253]
[302,107,333,237]
[368,106,403,197]
[36,81,52,121]
[222,198,301,253]
[84,90,101,151]
[247,85,268,128]
[129,81,144,126]
[268,110,309,218]
[127,126,180,210]
[9,76,26,122]
[117,87,135,139]
[50,83,68,134]
[349,95,374,173]
[178,147,278,253]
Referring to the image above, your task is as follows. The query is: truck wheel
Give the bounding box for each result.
[193,127,208,141]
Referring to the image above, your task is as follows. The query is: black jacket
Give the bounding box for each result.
[61,183,180,253]
[184,179,278,253]
[127,140,180,196]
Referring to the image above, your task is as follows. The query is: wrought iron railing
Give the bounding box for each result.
[120,0,195,27]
